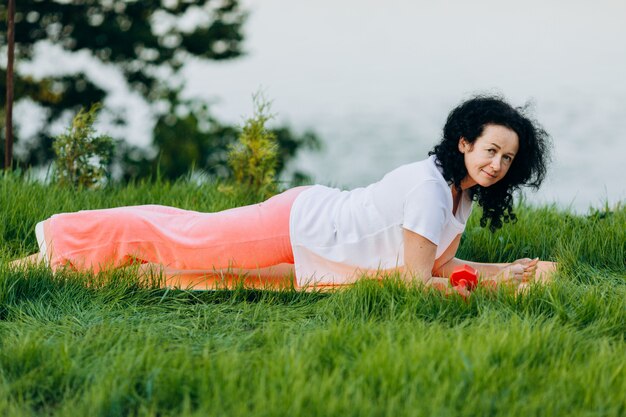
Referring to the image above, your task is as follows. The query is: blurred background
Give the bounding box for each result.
[2,0,625,212]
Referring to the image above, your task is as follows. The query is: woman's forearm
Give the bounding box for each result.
[434,257,557,285]
[433,257,507,279]
[383,266,468,295]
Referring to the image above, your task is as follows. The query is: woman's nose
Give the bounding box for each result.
[491,157,501,171]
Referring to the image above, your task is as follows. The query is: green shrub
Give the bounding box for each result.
[227,94,279,197]
[52,103,114,188]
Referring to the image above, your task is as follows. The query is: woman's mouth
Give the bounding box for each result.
[482,170,497,179]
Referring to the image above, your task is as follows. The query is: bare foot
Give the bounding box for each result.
[516,261,558,296]
[9,253,43,269]
[536,261,558,283]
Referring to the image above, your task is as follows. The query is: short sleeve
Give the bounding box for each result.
[402,180,450,246]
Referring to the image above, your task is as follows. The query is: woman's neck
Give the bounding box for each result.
[450,185,462,216]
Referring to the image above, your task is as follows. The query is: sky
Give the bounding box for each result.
[184,0,626,116]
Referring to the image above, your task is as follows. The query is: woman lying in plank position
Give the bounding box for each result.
[11,95,556,295]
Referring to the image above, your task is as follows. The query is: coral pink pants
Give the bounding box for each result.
[40,187,309,274]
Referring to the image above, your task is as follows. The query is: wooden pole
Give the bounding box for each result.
[4,0,16,170]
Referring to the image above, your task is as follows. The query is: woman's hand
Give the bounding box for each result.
[430,279,472,300]
[498,257,539,283]
[511,257,539,282]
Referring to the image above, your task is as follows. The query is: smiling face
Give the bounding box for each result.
[458,124,520,189]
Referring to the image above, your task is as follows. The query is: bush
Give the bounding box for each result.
[227,94,279,197]
[52,103,114,188]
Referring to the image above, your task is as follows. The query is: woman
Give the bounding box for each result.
[11,95,556,293]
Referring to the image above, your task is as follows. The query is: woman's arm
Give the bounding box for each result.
[401,228,438,282]
[431,234,555,283]
[400,229,471,297]
[432,235,510,278]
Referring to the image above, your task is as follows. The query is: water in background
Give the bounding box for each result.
[285,92,626,212]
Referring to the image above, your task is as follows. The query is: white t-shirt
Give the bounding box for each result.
[289,155,473,285]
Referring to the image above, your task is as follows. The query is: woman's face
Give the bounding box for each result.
[458,124,519,189]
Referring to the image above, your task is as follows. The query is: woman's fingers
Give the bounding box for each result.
[514,257,538,264]
[430,282,471,300]
[514,257,533,265]
[522,258,539,282]
[452,284,471,299]
[495,258,544,285]
[507,263,525,281]
[510,257,539,283]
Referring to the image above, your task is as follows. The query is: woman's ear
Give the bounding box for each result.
[458,138,469,153]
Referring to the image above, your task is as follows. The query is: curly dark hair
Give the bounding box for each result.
[429,95,551,232]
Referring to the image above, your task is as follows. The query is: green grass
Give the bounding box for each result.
[1,171,625,416]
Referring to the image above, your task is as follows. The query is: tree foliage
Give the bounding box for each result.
[0,0,319,181]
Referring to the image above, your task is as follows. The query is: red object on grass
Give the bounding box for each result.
[450,264,478,290]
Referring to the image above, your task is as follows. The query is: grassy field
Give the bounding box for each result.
[1,172,625,417]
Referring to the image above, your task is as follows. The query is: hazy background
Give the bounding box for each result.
[20,0,626,211]
[183,0,626,212]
